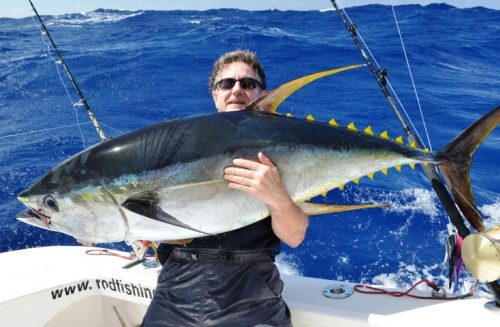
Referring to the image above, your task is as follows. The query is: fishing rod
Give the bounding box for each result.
[28,0,107,141]
[329,0,500,307]
[328,0,472,238]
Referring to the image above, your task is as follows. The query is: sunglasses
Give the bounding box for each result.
[215,77,263,90]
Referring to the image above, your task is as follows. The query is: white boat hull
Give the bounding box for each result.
[0,246,497,326]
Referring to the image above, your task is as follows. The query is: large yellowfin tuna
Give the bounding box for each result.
[16,66,498,243]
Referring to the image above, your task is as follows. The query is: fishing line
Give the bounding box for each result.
[389,2,433,151]
[31,15,87,149]
[99,122,124,135]
[335,0,428,148]
[0,122,92,140]
[28,0,107,142]
[331,0,473,236]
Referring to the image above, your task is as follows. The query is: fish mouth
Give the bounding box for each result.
[16,206,52,227]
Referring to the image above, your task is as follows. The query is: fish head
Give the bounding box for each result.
[16,166,127,243]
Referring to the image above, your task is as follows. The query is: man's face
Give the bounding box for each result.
[212,61,265,112]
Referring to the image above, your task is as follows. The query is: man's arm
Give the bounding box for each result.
[224,152,309,248]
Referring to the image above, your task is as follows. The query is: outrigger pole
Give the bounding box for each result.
[328,0,471,238]
[28,0,107,141]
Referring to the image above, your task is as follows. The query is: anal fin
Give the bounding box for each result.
[297,201,389,216]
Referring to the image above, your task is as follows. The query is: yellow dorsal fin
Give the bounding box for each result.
[395,165,402,172]
[409,141,417,148]
[306,114,315,122]
[381,168,389,175]
[329,118,339,127]
[367,172,375,180]
[286,113,293,117]
[364,126,375,136]
[246,64,365,113]
[347,122,358,132]
[395,136,404,144]
[380,131,390,140]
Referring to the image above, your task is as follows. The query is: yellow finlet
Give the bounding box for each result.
[409,141,417,148]
[338,184,345,191]
[347,122,358,132]
[352,177,360,185]
[380,131,390,140]
[321,191,328,197]
[395,165,402,172]
[306,114,316,122]
[409,163,416,169]
[364,126,375,136]
[381,168,389,175]
[247,64,365,113]
[395,136,404,144]
[367,172,375,180]
[423,148,430,153]
[329,118,339,127]
[286,113,293,117]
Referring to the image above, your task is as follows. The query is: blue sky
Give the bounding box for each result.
[0,0,497,18]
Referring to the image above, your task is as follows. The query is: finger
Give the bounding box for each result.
[257,152,275,167]
[224,167,255,178]
[224,173,253,186]
[232,158,261,170]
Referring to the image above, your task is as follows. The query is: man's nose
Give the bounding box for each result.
[231,81,244,94]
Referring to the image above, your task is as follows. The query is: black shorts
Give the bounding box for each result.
[141,249,292,327]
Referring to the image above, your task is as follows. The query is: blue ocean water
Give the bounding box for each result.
[0,4,499,289]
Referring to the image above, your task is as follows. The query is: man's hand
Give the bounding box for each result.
[223,152,289,209]
[223,152,309,248]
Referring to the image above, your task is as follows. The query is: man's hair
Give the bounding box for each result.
[209,50,266,91]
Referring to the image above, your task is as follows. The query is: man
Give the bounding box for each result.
[142,50,309,326]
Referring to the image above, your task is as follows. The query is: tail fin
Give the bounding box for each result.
[438,106,500,232]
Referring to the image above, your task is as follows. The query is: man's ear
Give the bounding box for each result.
[211,89,218,103]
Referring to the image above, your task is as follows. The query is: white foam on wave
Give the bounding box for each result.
[387,188,439,218]
[480,197,500,228]
[276,253,302,276]
[55,10,144,26]
[345,187,439,219]
[370,262,450,291]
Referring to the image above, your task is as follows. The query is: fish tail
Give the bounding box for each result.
[438,106,500,231]
[437,106,499,232]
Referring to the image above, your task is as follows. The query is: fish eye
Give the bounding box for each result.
[43,195,59,211]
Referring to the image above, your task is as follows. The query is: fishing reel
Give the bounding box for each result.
[462,225,500,282]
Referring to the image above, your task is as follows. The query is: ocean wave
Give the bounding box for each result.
[276,253,303,276]
[52,10,144,26]
[480,197,500,228]
[343,187,440,218]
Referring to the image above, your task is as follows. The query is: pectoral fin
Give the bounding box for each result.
[297,201,389,216]
[121,191,211,235]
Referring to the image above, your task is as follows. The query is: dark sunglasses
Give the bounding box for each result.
[215,77,263,90]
